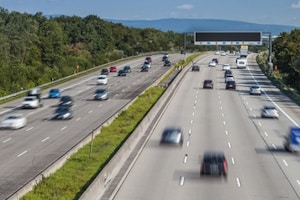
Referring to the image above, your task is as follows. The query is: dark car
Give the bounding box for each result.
[52,106,73,120]
[145,56,152,63]
[226,81,236,89]
[200,151,228,177]
[58,95,73,106]
[203,80,214,89]
[101,68,109,75]
[212,58,219,64]
[162,55,168,61]
[160,127,184,146]
[192,65,200,71]
[118,69,127,76]
[141,66,149,72]
[93,88,108,100]
[224,70,232,78]
[164,60,171,66]
[123,65,131,73]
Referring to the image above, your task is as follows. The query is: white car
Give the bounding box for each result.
[208,61,216,67]
[22,96,39,108]
[143,61,151,69]
[97,75,108,85]
[222,64,230,71]
[221,51,226,56]
[250,85,262,95]
[261,105,279,118]
[225,75,234,83]
[0,113,27,129]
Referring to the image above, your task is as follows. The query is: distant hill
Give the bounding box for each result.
[107,18,299,36]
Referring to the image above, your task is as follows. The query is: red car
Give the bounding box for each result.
[109,66,117,72]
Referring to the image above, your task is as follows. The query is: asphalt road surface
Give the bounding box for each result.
[111,53,300,200]
[0,53,185,199]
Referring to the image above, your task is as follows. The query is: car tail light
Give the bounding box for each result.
[223,159,227,172]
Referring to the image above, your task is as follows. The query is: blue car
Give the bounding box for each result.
[48,88,61,98]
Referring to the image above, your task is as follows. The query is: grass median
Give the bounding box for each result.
[21,52,202,200]
[21,86,165,200]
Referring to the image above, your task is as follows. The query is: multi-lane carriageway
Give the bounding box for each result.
[0,54,184,199]
[107,53,300,200]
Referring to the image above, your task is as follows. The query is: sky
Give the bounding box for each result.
[1,0,300,27]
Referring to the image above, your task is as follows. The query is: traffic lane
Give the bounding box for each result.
[218,57,296,199]
[0,98,131,199]
[114,54,300,200]
[0,54,183,198]
[113,56,236,200]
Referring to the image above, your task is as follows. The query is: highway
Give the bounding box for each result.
[111,53,300,200]
[0,53,184,199]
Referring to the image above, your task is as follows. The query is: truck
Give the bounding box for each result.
[23,87,43,108]
[284,126,300,152]
[240,45,248,58]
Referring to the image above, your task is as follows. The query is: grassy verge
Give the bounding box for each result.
[22,86,165,200]
[256,53,300,105]
[20,52,201,200]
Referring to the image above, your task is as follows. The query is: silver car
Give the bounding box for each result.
[249,85,262,95]
[261,105,279,118]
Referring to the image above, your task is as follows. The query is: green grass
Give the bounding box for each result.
[21,86,165,200]
[20,52,201,200]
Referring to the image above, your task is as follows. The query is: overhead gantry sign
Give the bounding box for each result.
[194,31,262,45]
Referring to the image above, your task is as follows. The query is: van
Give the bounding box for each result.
[237,59,247,69]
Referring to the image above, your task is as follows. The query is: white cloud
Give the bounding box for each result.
[291,1,300,8]
[177,4,194,10]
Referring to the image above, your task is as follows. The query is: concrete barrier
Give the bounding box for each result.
[79,59,196,200]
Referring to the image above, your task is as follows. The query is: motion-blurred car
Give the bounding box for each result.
[22,96,39,109]
[52,106,73,120]
[212,58,219,64]
[0,113,27,129]
[101,68,109,75]
[164,60,171,66]
[118,69,127,76]
[208,61,216,67]
[145,56,152,63]
[222,64,230,71]
[160,127,184,146]
[162,54,168,61]
[192,65,200,71]
[109,66,117,72]
[58,95,73,107]
[225,75,234,83]
[141,66,149,72]
[226,81,236,89]
[123,65,131,73]
[143,61,151,69]
[97,75,108,85]
[249,85,262,95]
[93,88,109,100]
[200,151,228,177]
[224,70,232,78]
[261,105,279,118]
[203,80,214,89]
[48,88,61,98]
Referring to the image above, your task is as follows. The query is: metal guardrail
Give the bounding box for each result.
[0,52,162,103]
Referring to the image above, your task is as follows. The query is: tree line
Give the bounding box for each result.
[0,8,213,97]
[272,29,300,91]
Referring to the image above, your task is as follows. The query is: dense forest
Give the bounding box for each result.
[0,8,210,96]
[0,7,299,97]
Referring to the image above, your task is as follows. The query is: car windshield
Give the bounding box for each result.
[96,89,106,93]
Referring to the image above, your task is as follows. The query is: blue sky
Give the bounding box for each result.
[1,0,300,27]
